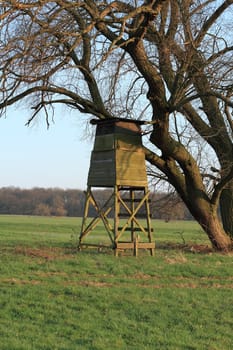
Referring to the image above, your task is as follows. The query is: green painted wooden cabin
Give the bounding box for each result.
[87,118,148,187]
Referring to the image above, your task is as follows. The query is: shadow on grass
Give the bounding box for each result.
[13,242,223,259]
[156,242,213,254]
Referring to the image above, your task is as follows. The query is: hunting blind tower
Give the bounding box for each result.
[78,118,155,256]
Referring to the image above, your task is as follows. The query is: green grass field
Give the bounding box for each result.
[0,215,232,350]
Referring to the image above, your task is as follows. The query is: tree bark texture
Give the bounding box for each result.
[190,207,232,252]
[200,215,232,251]
[220,183,233,239]
[176,182,232,252]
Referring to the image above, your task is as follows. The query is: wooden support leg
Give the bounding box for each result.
[134,235,138,257]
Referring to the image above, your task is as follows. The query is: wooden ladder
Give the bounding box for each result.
[78,186,155,256]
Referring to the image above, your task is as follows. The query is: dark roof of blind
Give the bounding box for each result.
[90,118,147,126]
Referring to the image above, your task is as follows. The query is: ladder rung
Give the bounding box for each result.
[118,213,152,218]
[118,198,151,203]
[118,198,141,202]
[116,241,155,250]
[118,227,154,232]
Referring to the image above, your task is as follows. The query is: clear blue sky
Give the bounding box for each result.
[0,106,93,190]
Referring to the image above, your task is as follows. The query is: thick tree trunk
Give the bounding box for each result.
[199,215,232,251]
[220,185,233,239]
[145,147,233,252]
[189,207,232,252]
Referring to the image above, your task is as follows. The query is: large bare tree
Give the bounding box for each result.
[0,0,233,251]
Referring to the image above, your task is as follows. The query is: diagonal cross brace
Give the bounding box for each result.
[116,190,150,241]
[79,190,114,244]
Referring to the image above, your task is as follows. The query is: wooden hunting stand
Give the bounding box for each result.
[78,118,155,256]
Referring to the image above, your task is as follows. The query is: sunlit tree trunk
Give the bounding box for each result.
[145,139,233,252]
[187,200,232,252]
[220,182,233,239]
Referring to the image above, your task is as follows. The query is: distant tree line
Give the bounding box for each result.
[0,187,193,221]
